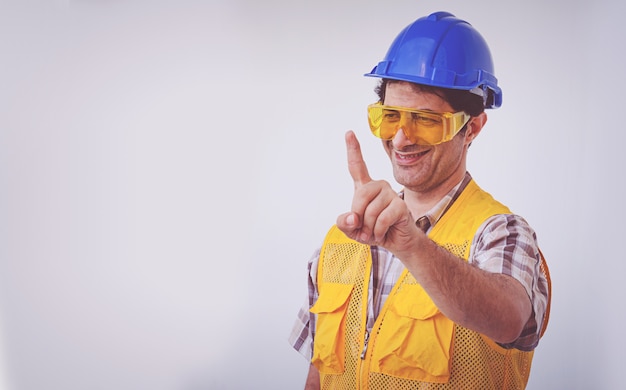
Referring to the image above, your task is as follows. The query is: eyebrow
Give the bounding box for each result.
[382,105,438,113]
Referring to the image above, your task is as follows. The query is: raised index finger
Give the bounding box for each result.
[345,130,372,187]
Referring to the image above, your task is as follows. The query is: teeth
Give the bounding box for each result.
[397,151,425,159]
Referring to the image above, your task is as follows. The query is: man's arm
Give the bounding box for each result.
[397,238,531,343]
[336,131,532,344]
[304,364,320,390]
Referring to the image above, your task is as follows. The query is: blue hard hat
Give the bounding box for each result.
[365,11,502,108]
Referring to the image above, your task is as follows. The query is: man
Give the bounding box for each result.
[289,11,550,389]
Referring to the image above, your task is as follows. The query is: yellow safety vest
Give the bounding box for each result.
[310,180,550,389]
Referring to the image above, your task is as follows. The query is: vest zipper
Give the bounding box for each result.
[360,329,370,359]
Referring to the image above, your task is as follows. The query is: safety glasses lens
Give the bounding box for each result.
[367,104,469,145]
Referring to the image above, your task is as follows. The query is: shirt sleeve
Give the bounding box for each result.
[469,214,549,351]
[287,248,320,360]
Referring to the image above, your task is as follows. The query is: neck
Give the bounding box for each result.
[403,171,466,218]
[403,189,443,219]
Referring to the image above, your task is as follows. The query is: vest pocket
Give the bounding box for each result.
[371,284,455,383]
[310,283,354,374]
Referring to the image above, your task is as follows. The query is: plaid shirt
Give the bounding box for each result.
[288,172,549,358]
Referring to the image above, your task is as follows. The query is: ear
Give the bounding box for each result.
[464,112,488,146]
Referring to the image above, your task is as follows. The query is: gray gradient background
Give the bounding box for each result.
[0,0,624,389]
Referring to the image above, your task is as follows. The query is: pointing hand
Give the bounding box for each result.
[336,131,420,253]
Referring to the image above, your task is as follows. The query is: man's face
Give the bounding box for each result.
[382,81,473,195]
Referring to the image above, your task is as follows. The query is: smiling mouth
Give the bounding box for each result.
[394,149,429,163]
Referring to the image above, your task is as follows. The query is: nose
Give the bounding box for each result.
[391,125,414,149]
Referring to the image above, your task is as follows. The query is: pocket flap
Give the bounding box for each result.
[390,284,440,320]
[310,283,354,314]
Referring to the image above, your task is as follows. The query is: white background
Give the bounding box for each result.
[0,0,625,389]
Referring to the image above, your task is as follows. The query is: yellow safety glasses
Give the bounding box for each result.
[367,102,471,145]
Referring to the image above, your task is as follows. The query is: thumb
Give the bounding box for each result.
[336,211,361,236]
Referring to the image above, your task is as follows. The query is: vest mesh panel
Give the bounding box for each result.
[367,326,531,389]
[319,241,369,390]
